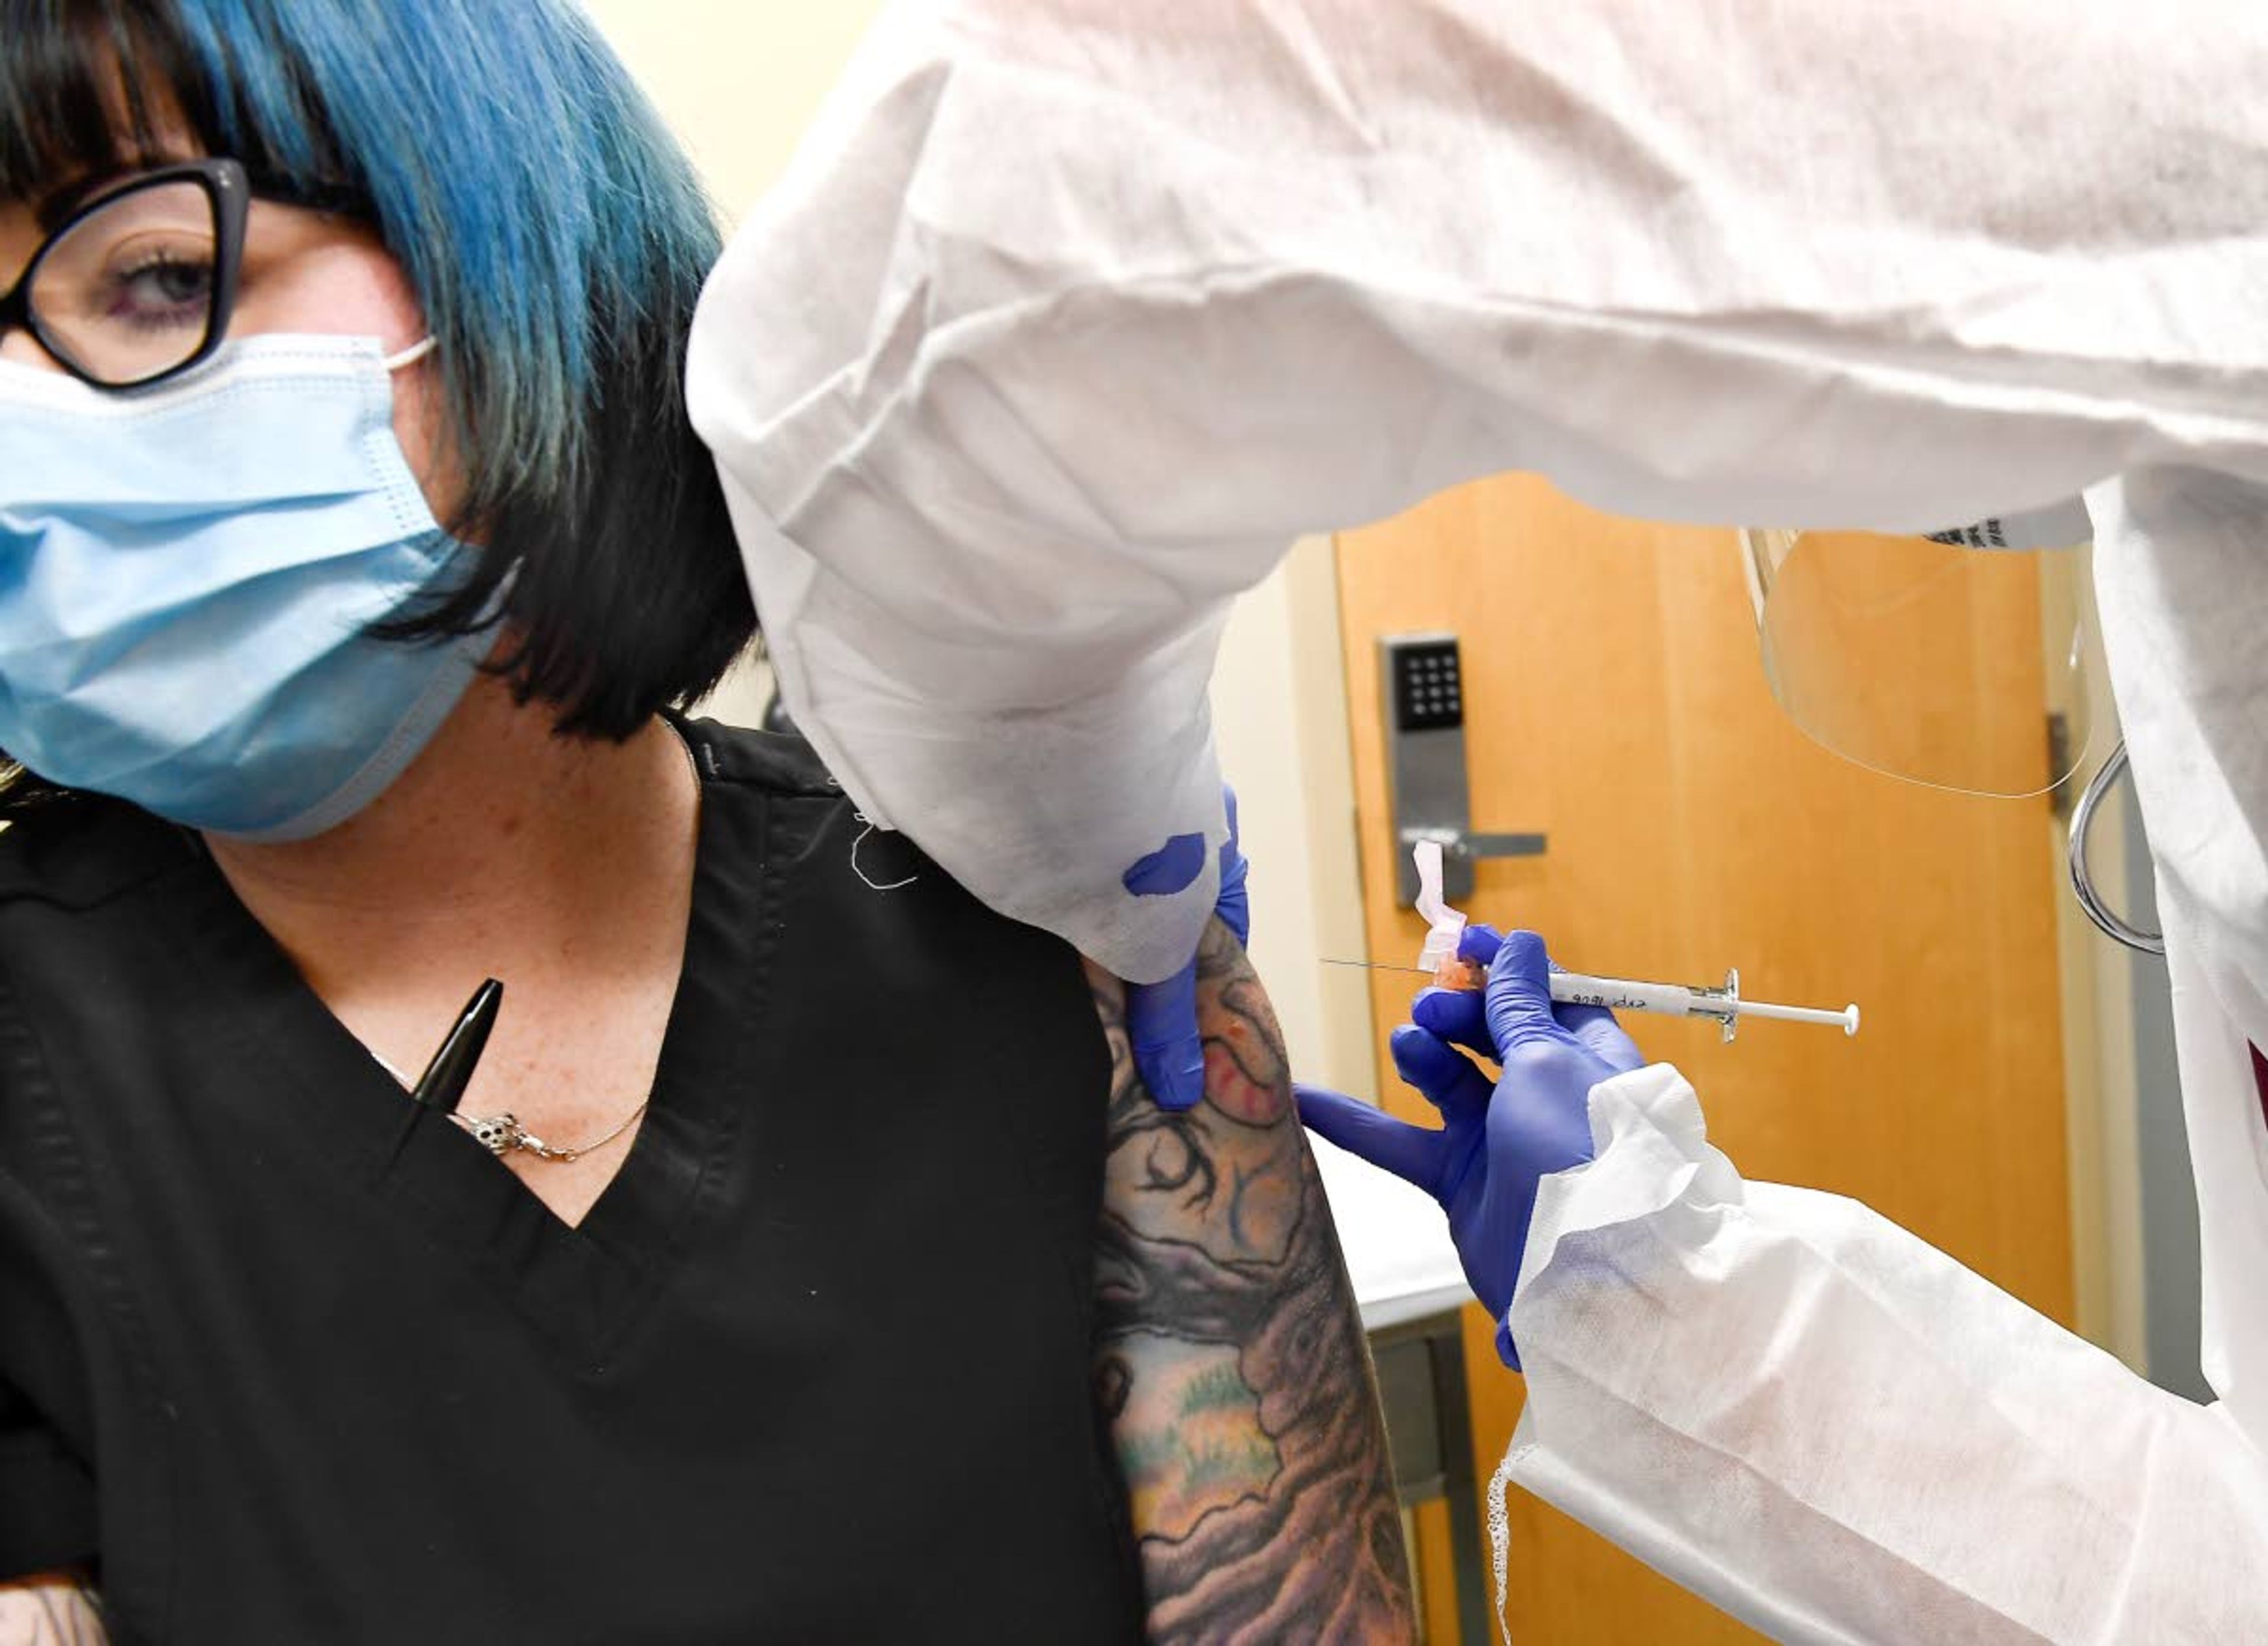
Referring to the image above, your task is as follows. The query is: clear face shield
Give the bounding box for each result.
[1738,522,2160,951]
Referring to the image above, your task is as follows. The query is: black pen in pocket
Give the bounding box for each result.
[411,978,504,1113]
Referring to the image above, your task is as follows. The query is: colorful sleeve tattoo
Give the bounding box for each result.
[1086,921,1416,1642]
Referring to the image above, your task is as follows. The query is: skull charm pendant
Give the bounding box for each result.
[465,1113,525,1156]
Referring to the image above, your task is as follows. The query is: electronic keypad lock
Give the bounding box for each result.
[1380,633,1546,907]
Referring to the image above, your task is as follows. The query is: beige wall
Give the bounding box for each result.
[581,2,882,228]
[579,0,883,732]
[1213,542,1381,1098]
[580,2,1374,1088]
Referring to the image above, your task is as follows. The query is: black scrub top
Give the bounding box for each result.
[0,719,1143,1644]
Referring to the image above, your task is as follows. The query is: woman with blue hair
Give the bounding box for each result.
[0,2,1412,1641]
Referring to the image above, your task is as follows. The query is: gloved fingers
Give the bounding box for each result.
[1460,923,1637,1056]
[1433,930,1631,1070]
[1388,1023,1493,1121]
[1485,929,1580,1055]
[1493,1316,1524,1373]
[1455,921,1504,967]
[1126,958,1205,1111]
[1534,947,1644,1068]
[1216,785,1251,948]
[1412,923,1507,1059]
[1556,1002,1647,1074]
[1295,1083,1443,1192]
[1410,984,1494,1060]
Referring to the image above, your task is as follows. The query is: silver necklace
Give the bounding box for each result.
[455,1104,649,1165]
[366,1051,653,1164]
[379,718,701,1167]
[370,1045,655,1165]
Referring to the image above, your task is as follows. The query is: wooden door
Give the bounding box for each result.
[1335,477,2074,1643]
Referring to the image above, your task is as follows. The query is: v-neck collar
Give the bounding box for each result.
[165,716,773,1364]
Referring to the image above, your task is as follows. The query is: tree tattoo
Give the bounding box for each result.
[1088,921,1416,1642]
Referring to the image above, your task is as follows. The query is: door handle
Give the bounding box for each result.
[1400,828,1550,863]
[1381,634,1547,907]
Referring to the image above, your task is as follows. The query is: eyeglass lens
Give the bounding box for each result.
[31,179,220,387]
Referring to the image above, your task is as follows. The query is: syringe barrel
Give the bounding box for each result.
[1549,972,1706,1018]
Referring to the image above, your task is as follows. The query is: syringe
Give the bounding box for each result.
[1322,960,1860,1042]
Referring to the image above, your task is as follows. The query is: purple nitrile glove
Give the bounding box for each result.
[1125,788,1250,1110]
[1295,925,1643,1368]
[1420,923,1651,1075]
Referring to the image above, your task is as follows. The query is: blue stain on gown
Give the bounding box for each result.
[1122,833,1207,897]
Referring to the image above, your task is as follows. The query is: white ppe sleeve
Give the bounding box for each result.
[1505,1064,2268,1645]
[686,0,2268,982]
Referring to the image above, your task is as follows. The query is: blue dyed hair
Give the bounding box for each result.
[0,0,754,739]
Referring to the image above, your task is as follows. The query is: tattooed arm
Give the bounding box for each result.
[1086,920,1415,1643]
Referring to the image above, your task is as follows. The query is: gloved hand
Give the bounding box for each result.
[1125,788,1250,1110]
[1295,924,1644,1367]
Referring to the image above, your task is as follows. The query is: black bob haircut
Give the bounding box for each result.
[0,0,756,762]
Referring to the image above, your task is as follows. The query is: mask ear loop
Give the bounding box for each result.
[851,813,919,892]
[384,336,438,372]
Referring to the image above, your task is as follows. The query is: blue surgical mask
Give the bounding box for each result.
[0,333,498,839]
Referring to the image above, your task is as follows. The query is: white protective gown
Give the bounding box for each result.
[686,3,2268,1637]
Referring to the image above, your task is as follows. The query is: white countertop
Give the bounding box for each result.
[1309,1130,1474,1332]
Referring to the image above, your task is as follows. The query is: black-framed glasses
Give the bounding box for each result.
[0,158,249,392]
